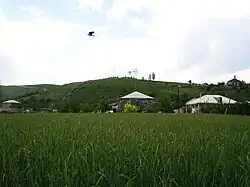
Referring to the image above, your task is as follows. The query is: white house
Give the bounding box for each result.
[186,95,237,113]
[1,100,22,113]
[226,75,242,87]
[117,91,154,112]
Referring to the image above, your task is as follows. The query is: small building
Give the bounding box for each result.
[186,95,237,113]
[117,91,154,112]
[173,107,185,114]
[226,75,242,87]
[1,100,22,113]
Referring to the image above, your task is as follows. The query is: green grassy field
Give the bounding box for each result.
[1,114,250,187]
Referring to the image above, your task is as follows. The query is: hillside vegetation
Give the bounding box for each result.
[2,77,250,112]
[0,84,57,101]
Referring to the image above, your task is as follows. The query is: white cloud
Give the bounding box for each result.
[19,6,50,21]
[0,7,82,84]
[0,7,6,22]
[1,1,250,85]
[75,0,104,11]
[105,0,250,83]
[105,0,250,43]
[107,0,250,22]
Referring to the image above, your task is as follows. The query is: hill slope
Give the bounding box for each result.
[0,84,58,101]
[11,77,250,112]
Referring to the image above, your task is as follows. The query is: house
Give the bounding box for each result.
[117,91,154,112]
[1,100,22,113]
[186,95,237,113]
[226,75,242,87]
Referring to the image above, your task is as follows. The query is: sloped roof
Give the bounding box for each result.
[227,78,241,83]
[121,91,154,99]
[2,100,21,104]
[186,95,237,105]
[186,98,198,105]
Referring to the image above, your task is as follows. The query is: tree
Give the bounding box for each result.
[159,94,180,113]
[239,80,247,90]
[98,100,108,112]
[128,71,132,77]
[217,82,225,86]
[152,72,155,81]
[123,103,140,112]
[148,74,152,80]
[188,80,192,85]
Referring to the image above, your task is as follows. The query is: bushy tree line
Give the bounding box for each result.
[201,103,250,115]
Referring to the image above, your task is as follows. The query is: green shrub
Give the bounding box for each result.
[123,103,140,112]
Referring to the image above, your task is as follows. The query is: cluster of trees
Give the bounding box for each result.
[145,92,192,113]
[55,99,109,113]
[16,91,250,115]
[201,102,250,116]
[19,91,192,113]
[142,72,156,81]
[148,72,156,81]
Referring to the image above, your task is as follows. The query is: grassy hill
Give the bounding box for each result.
[0,84,58,101]
[7,77,250,112]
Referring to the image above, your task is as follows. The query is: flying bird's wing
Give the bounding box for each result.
[88,31,95,36]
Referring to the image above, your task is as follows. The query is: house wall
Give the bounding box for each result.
[186,103,212,113]
[227,80,240,87]
[187,103,232,113]
[1,103,22,113]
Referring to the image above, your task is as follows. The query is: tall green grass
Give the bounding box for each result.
[1,113,250,186]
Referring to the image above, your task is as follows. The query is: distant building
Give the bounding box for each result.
[1,100,22,113]
[117,91,155,112]
[226,75,242,87]
[186,95,237,113]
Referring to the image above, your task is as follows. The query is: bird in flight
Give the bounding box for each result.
[88,31,95,36]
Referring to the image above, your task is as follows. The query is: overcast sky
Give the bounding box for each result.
[1,0,250,85]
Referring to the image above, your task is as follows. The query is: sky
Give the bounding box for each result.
[1,0,250,85]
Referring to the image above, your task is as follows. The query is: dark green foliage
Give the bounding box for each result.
[1,85,57,101]
[157,93,192,113]
[201,103,250,115]
[98,100,109,112]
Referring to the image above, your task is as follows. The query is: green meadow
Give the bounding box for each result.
[1,113,250,186]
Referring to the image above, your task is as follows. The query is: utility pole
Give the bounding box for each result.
[177,85,180,113]
[0,80,3,106]
[198,91,202,113]
[134,78,137,90]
